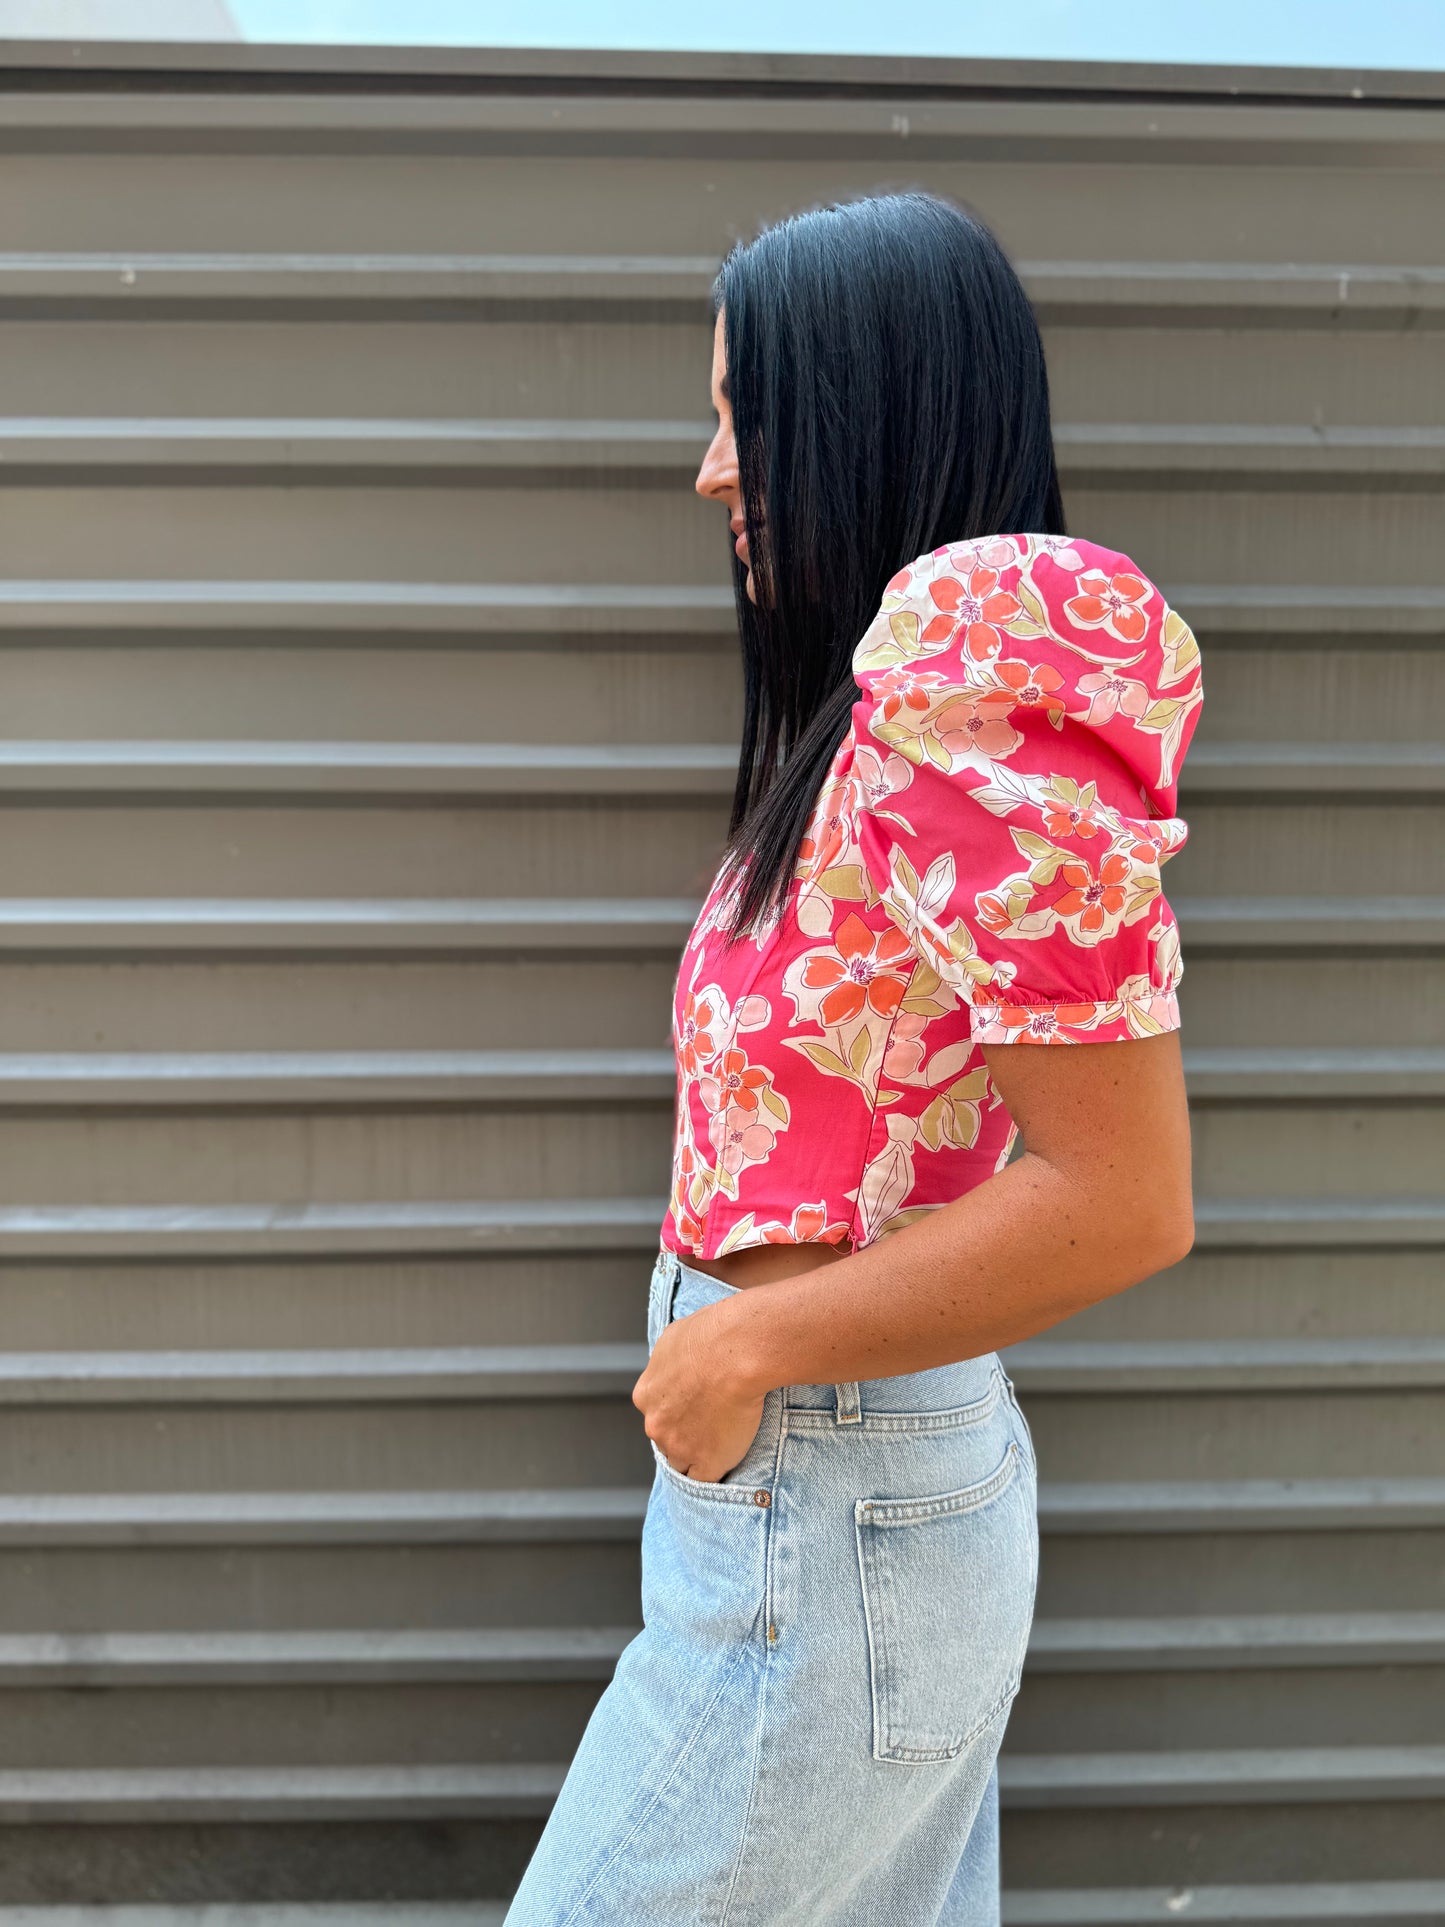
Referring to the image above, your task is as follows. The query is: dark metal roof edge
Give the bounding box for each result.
[0,39,1442,104]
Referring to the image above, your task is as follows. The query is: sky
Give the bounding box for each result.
[222,0,1445,69]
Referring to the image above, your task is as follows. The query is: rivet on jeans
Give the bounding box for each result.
[753,1489,771,1508]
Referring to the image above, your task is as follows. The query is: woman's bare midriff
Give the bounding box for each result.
[685,1239,854,1291]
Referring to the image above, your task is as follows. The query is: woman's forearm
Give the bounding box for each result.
[712,1147,1194,1399]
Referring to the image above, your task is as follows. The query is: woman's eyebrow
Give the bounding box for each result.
[719,374,731,403]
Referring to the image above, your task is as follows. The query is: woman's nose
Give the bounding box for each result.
[696,429,738,503]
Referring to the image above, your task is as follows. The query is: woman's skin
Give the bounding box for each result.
[630,311,1195,1484]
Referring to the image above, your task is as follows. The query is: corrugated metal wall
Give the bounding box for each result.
[0,39,1440,1920]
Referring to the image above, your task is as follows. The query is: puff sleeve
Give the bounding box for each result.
[848,533,1203,1044]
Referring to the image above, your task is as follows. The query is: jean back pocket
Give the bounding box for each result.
[854,1441,1036,1764]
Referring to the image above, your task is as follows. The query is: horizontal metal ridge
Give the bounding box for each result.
[5,38,1445,100]
[1183,743,1445,795]
[1056,422,1445,480]
[1176,897,1445,950]
[0,254,1438,323]
[0,1344,650,1405]
[0,740,1438,800]
[0,1195,1435,1259]
[0,1489,650,1548]
[6,89,1445,149]
[0,416,714,475]
[0,1625,637,1687]
[0,1611,1437,1688]
[1183,1047,1445,1098]
[0,582,736,636]
[0,1911,503,1925]
[0,896,1440,958]
[1193,1198,1445,1247]
[1166,584,1445,636]
[0,1190,1430,1262]
[0,1044,1441,1106]
[0,1334,1434,1407]
[0,1198,668,1258]
[1040,1476,1445,1532]
[0,741,739,796]
[0,1912,500,1925]
[0,1764,565,1823]
[1002,1881,1445,1924]
[0,1477,1437,1548]
[0,1748,1435,1822]
[0,582,1439,640]
[1004,1336,1445,1391]
[2,419,1441,484]
[1028,1611,1445,1672]
[0,898,699,955]
[0,1047,677,1105]
[999,1743,1445,1807]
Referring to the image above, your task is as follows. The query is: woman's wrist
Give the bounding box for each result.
[705,1288,787,1401]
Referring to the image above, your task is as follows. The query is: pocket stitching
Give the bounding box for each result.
[857,1437,1020,1528]
[650,1437,769,1507]
[854,1440,1026,1765]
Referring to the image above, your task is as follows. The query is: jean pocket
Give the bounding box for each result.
[854,1441,1036,1764]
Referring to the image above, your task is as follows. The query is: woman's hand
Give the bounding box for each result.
[631,1300,768,1484]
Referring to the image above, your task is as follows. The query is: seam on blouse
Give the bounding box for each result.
[698,898,799,1260]
[844,945,922,1252]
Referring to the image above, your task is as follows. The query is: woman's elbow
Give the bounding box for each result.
[1153,1202,1196,1272]
[1140,1184,1195,1275]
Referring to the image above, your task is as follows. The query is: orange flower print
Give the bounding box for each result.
[1065,569,1152,645]
[872,665,946,723]
[987,1002,1103,1043]
[1054,853,1131,933]
[668,1137,708,1245]
[796,773,855,882]
[677,990,720,1077]
[801,912,912,1025]
[1076,668,1150,727]
[709,1102,777,1177]
[927,566,1023,661]
[1126,820,1169,864]
[934,690,1022,762]
[699,1045,769,1116]
[1042,779,1102,839]
[975,890,1018,937]
[995,658,1066,720]
[760,1202,853,1245]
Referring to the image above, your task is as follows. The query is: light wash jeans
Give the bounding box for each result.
[505,1248,1039,1926]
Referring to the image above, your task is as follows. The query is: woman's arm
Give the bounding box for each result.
[633,1029,1193,1482]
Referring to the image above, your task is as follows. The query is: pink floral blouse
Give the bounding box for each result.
[661,533,1204,1261]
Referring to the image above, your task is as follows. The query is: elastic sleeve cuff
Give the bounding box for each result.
[970,985,1182,1045]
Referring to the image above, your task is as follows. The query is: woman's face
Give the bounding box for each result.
[695,309,755,603]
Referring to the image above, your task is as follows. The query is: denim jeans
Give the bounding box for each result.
[505,1248,1039,1926]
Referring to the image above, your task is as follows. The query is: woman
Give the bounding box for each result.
[506,192,1201,1926]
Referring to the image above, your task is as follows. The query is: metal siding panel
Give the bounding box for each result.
[0,44,1438,1905]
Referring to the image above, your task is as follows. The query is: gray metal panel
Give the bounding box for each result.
[0,39,1438,1910]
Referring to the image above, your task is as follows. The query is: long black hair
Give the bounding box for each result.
[713,190,1066,935]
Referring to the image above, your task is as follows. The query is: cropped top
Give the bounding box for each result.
[661,532,1203,1260]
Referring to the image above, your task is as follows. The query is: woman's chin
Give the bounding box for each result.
[744,568,757,605]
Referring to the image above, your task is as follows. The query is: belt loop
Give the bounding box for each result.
[647,1248,679,1351]
[834,1380,861,1425]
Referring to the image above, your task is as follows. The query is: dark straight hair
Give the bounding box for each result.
[713,190,1066,936]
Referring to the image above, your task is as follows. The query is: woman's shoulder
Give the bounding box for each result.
[852,531,1200,701]
[850,531,1203,805]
